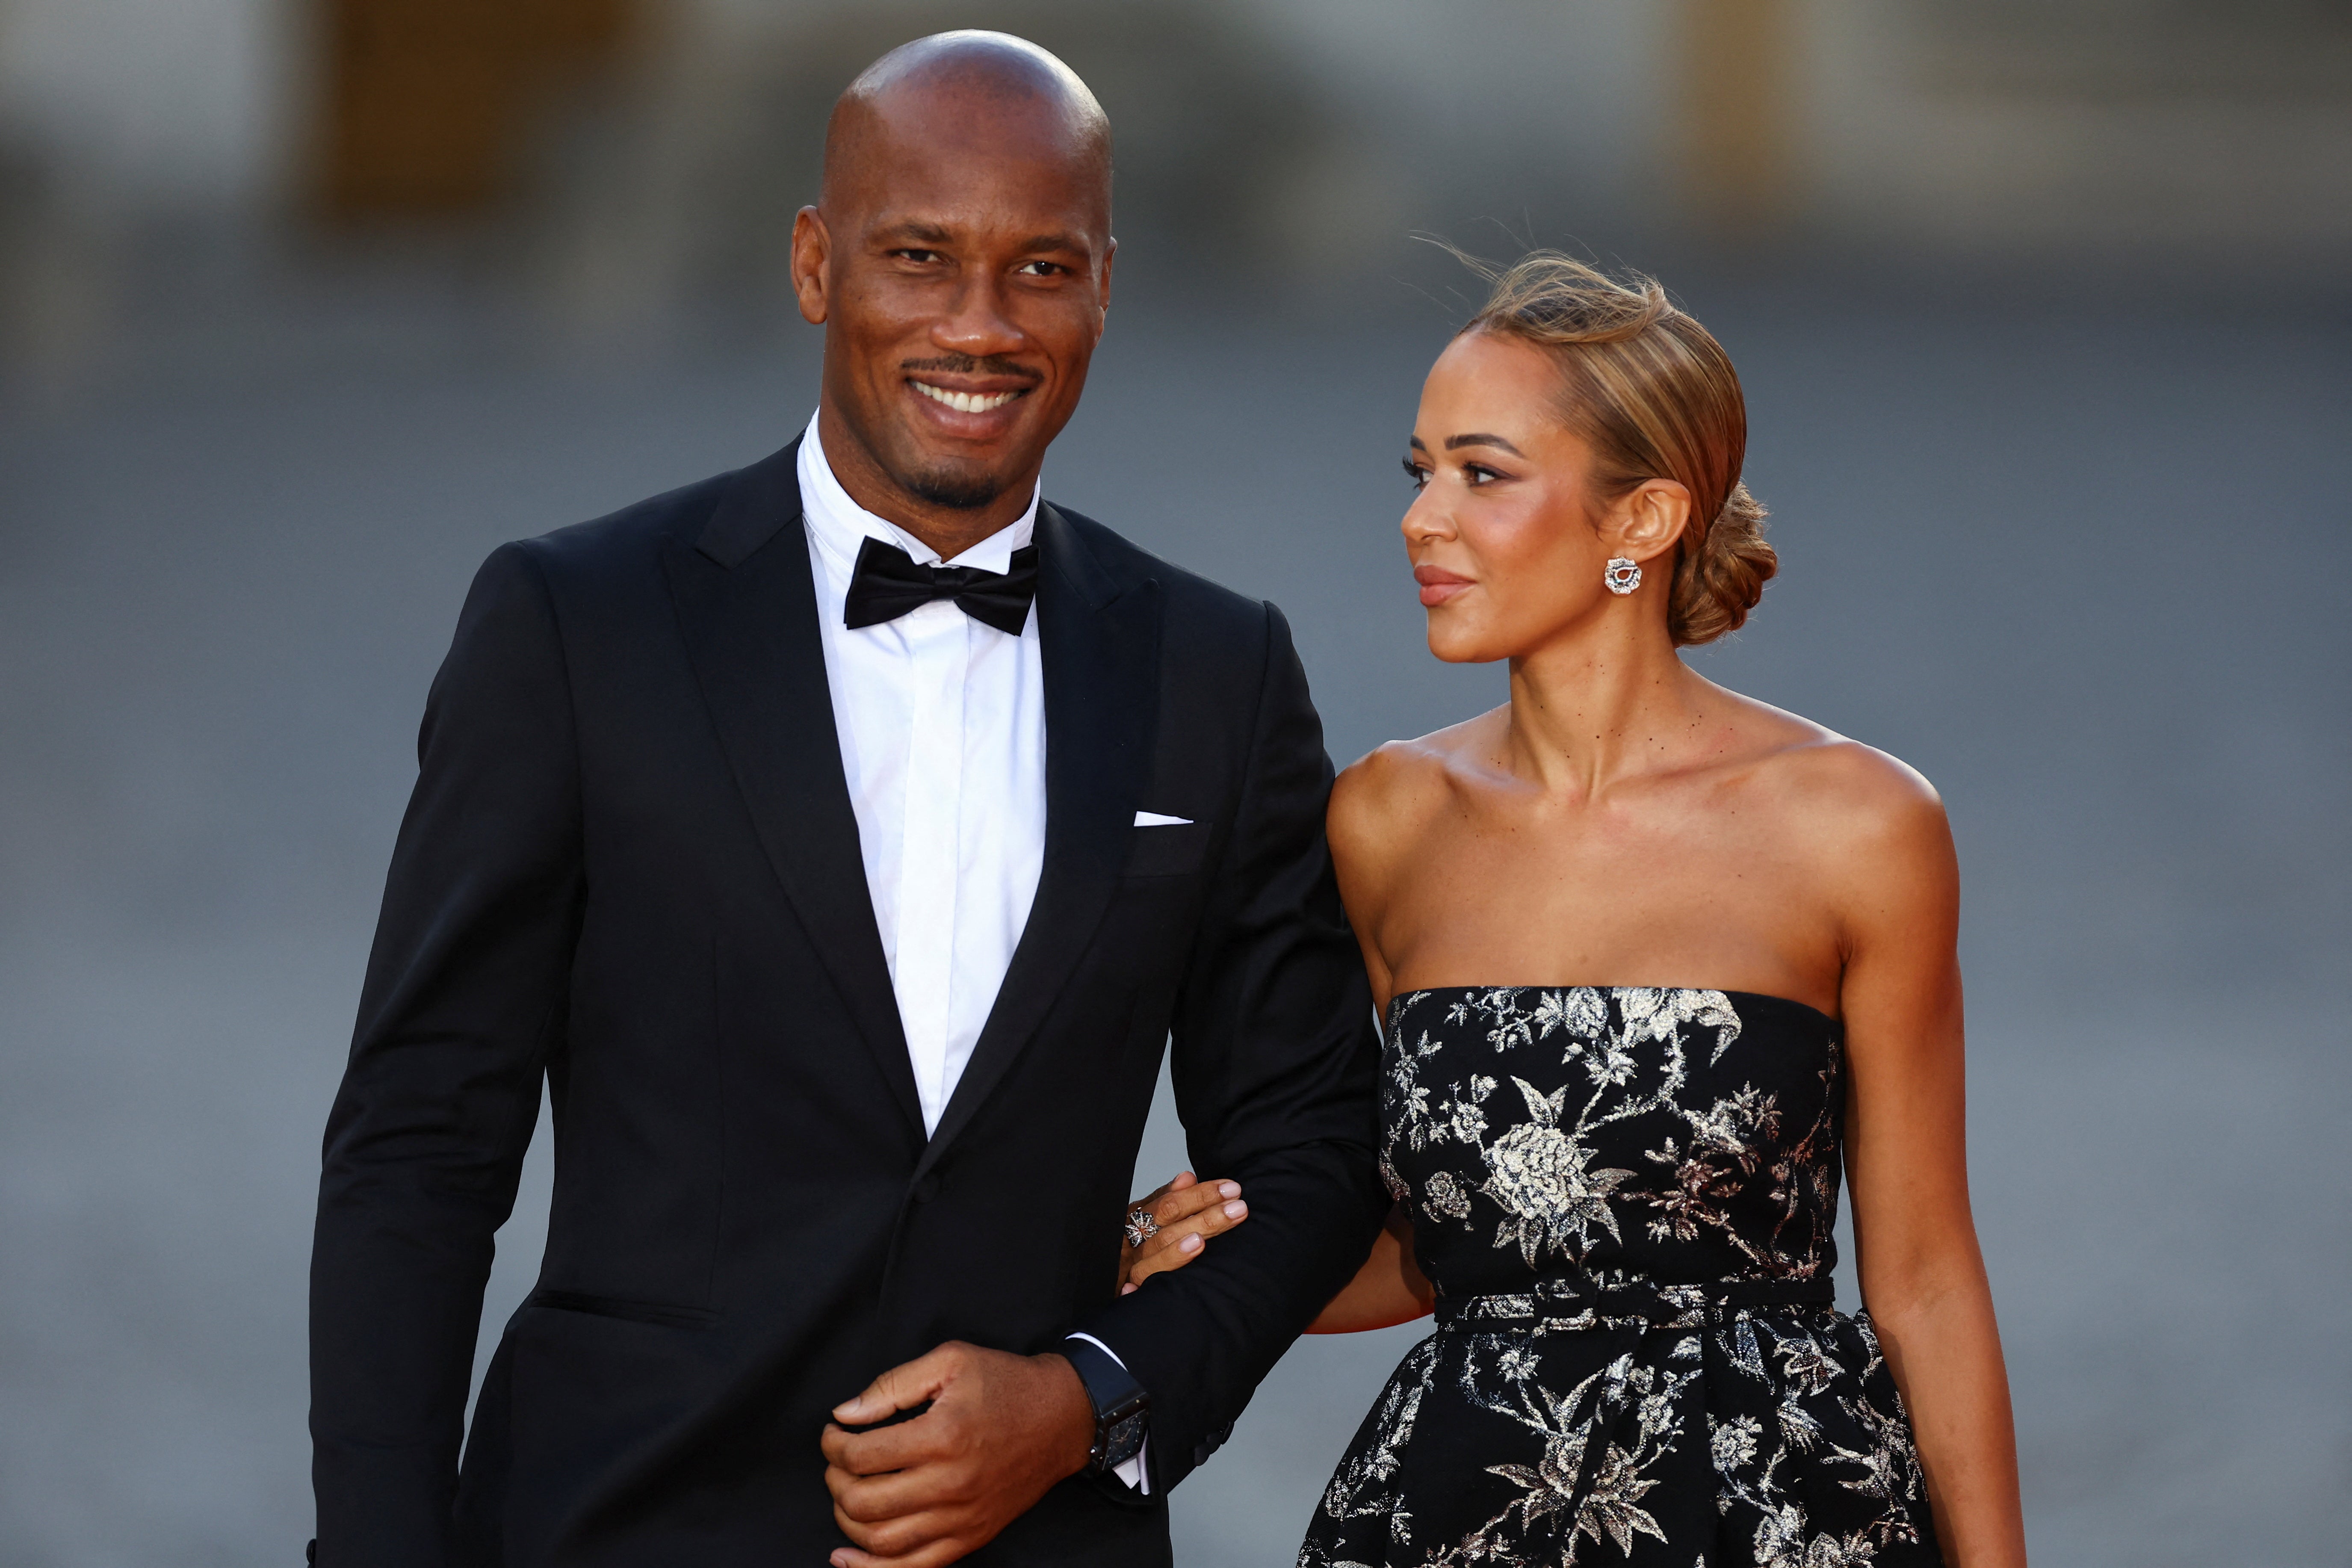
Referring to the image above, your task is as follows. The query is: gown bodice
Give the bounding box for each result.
[1380,985,1845,1303]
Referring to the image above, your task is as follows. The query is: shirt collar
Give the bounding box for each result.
[798,411,1040,588]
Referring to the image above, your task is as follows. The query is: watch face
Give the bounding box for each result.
[1101,1408,1147,1470]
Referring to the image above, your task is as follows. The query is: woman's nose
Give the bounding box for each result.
[1402,492,1448,545]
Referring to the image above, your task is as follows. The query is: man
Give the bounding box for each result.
[308,30,1386,1568]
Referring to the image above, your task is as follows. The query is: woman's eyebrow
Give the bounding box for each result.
[1444,433,1525,455]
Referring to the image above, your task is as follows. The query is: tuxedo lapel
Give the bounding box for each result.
[916,505,1161,1175]
[664,440,925,1139]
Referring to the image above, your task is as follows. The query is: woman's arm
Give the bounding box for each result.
[1120,1186,1433,1333]
[1307,1204,1435,1333]
[1830,756,2027,1568]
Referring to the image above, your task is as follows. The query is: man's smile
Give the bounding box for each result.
[910,381,1029,414]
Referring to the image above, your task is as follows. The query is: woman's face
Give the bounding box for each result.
[1400,331,1632,665]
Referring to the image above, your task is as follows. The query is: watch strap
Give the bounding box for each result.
[1060,1335,1149,1474]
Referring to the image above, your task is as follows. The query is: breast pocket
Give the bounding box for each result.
[1123,821,1210,878]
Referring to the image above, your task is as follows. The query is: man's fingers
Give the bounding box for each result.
[824,1453,968,1523]
[821,1414,948,1477]
[831,1344,962,1426]
[831,1537,969,1568]
[828,1495,961,1562]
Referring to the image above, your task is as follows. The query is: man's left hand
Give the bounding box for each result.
[821,1341,1097,1568]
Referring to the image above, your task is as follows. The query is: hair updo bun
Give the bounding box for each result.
[1457,251,1777,646]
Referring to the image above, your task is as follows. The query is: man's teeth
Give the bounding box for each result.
[913,382,1022,414]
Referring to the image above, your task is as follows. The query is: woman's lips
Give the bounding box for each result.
[1414,564,1472,608]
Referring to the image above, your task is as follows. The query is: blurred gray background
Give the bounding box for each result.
[1,1,2347,1564]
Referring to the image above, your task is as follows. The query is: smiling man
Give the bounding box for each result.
[306,31,1386,1568]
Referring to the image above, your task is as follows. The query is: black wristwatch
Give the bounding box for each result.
[1059,1335,1150,1476]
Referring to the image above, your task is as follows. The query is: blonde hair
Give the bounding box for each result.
[1460,251,1775,646]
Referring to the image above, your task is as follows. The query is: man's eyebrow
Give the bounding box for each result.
[1015,232,1090,254]
[1444,433,1525,455]
[880,220,955,245]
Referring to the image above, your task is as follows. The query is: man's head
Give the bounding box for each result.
[792,32,1114,546]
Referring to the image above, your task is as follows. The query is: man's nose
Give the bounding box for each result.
[931,275,1027,360]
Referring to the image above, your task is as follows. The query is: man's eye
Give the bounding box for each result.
[894,249,944,264]
[1402,458,1430,492]
[1015,260,1067,277]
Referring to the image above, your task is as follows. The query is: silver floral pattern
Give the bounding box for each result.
[1299,987,1940,1568]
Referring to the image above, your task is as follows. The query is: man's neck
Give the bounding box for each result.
[816,403,1035,562]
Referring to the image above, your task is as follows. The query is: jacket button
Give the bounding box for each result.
[911,1175,940,1205]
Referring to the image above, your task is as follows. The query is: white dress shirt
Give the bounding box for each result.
[798,416,1152,1492]
[798,415,1047,1137]
[799,416,1154,1491]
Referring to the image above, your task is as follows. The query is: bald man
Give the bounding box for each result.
[307,31,1385,1568]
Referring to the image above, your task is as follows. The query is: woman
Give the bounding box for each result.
[1124,255,2025,1566]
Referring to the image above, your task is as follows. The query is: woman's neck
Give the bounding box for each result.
[1501,616,1711,798]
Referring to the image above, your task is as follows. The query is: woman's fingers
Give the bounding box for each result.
[1124,1179,1250,1286]
[1147,1175,1238,1229]
[1122,1170,1195,1215]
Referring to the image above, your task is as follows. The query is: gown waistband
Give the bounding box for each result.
[1435,1274,1836,1331]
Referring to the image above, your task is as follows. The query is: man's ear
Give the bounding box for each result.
[791,207,831,326]
[1611,478,1693,564]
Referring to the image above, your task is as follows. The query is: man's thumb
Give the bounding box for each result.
[831,1348,951,1423]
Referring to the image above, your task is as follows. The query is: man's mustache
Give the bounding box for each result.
[899,354,1041,384]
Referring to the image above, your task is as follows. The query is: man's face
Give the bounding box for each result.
[792,98,1113,516]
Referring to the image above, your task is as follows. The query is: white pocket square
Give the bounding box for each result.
[1133,811,1193,827]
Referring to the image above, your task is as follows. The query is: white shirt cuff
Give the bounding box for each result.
[1063,1332,1150,1494]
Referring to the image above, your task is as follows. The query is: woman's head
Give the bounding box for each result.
[1402,252,1774,663]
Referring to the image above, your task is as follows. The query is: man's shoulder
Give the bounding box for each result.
[513,467,744,580]
[502,439,801,592]
[1044,502,1271,644]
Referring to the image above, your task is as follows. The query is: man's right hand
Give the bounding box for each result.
[821,1341,1095,1568]
[1118,1171,1249,1292]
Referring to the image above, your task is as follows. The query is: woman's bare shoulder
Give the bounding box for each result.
[1330,710,1503,859]
[1729,694,1955,881]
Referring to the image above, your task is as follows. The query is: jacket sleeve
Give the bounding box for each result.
[309,542,585,1566]
[1075,601,1388,1491]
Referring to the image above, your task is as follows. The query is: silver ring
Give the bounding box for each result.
[1123,1207,1160,1249]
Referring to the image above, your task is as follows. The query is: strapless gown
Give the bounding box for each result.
[1299,986,1941,1568]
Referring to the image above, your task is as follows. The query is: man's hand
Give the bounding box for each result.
[821,1341,1096,1568]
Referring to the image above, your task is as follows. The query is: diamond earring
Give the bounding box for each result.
[1604,558,1641,595]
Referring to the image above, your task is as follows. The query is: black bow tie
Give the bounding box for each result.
[842,536,1040,636]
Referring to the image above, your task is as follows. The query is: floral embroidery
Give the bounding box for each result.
[1299,987,1938,1568]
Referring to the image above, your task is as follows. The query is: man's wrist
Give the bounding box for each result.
[1033,1352,1099,1479]
[1054,1336,1150,1477]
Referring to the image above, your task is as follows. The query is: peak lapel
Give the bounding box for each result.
[917,506,1161,1174]
[663,441,925,1140]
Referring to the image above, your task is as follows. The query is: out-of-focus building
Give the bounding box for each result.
[1,0,2346,368]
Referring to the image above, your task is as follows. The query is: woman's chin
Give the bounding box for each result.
[1424,626,1503,665]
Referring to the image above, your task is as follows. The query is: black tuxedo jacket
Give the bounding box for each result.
[309,439,1387,1567]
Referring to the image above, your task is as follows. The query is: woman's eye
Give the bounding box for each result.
[1401,459,1430,492]
[1463,464,1503,487]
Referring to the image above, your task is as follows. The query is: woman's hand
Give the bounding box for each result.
[1117,1171,1248,1293]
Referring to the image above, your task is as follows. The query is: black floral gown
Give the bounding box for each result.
[1299,986,1941,1568]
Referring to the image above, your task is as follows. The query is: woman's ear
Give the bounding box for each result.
[1608,478,1692,564]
